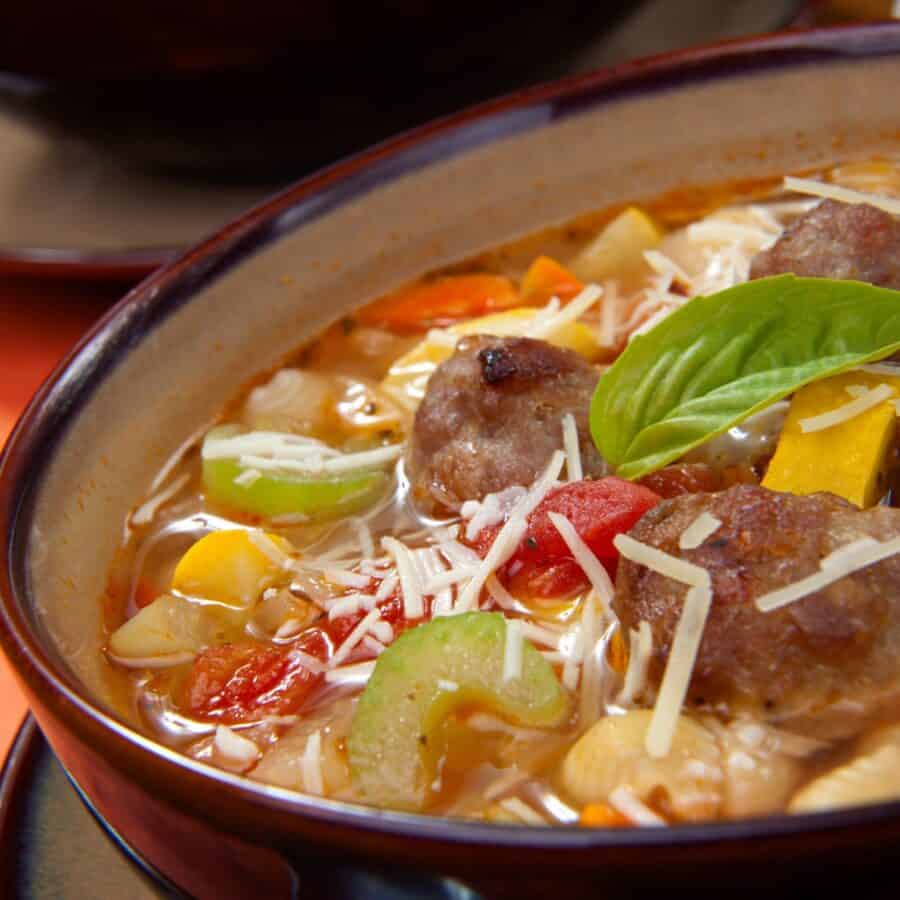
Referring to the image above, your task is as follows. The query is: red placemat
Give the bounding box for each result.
[0,277,130,757]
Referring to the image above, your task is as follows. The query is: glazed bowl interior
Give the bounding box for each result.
[6,23,900,854]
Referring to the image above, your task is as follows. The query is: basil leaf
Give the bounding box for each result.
[590,275,900,479]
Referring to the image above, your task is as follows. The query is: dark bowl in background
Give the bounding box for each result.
[1,22,900,900]
[0,0,639,177]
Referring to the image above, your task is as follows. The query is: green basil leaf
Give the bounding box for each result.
[590,275,900,480]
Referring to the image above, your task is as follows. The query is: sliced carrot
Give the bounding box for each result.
[520,255,583,306]
[579,803,631,828]
[358,274,519,333]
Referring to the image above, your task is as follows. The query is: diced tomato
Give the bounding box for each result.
[471,478,661,599]
[183,630,328,723]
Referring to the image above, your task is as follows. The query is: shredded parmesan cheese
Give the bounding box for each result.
[352,518,375,559]
[858,362,900,376]
[233,468,262,488]
[248,529,293,568]
[485,575,521,612]
[519,620,564,650]
[323,659,377,685]
[617,621,653,706]
[361,635,387,656]
[287,648,326,674]
[330,608,382,667]
[756,535,900,612]
[455,451,565,613]
[503,618,523,682]
[374,574,398,602]
[370,619,394,644]
[613,534,710,587]
[561,413,583,482]
[497,797,547,825]
[678,513,722,550]
[608,786,666,826]
[130,473,191,526]
[382,537,424,619]
[645,583,713,758]
[302,730,324,795]
[328,596,363,620]
[274,617,304,639]
[599,280,619,348]
[578,592,604,728]
[524,284,603,341]
[213,725,260,772]
[798,383,895,433]
[106,651,196,669]
[784,175,900,217]
[547,513,614,613]
[462,486,527,542]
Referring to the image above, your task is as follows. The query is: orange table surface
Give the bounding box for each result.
[0,276,129,759]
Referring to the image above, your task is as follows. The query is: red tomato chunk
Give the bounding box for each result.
[183,630,328,723]
[472,478,661,599]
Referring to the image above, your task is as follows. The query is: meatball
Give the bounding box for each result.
[614,484,900,739]
[749,199,900,288]
[406,335,605,515]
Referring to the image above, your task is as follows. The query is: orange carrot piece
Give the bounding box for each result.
[358,274,519,333]
[579,804,632,828]
[521,256,583,306]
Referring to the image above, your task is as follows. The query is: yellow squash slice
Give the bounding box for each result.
[762,371,900,508]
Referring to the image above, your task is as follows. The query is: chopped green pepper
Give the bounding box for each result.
[348,612,570,811]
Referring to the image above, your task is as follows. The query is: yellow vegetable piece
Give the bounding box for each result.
[171,530,290,608]
[762,371,900,508]
[569,207,662,283]
[381,306,602,410]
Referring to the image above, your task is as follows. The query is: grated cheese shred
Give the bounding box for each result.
[613,533,710,587]
[608,786,666,827]
[645,583,712,759]
[755,535,900,613]
[548,513,614,613]
[561,414,583,482]
[213,725,260,771]
[454,451,565,613]
[784,176,900,217]
[503,618,524,682]
[382,537,424,619]
[330,608,382,668]
[678,513,722,550]
[524,284,603,341]
[302,730,325,795]
[798,383,895,433]
[617,621,653,706]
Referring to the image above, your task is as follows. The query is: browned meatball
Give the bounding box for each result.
[614,484,900,739]
[750,199,900,288]
[407,335,605,515]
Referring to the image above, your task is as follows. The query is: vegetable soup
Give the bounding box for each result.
[103,158,900,826]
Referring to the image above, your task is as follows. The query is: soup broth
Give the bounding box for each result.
[103,157,900,825]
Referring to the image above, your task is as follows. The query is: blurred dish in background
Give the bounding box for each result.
[0,0,804,281]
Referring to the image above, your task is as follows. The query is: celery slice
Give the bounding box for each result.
[348,612,570,811]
